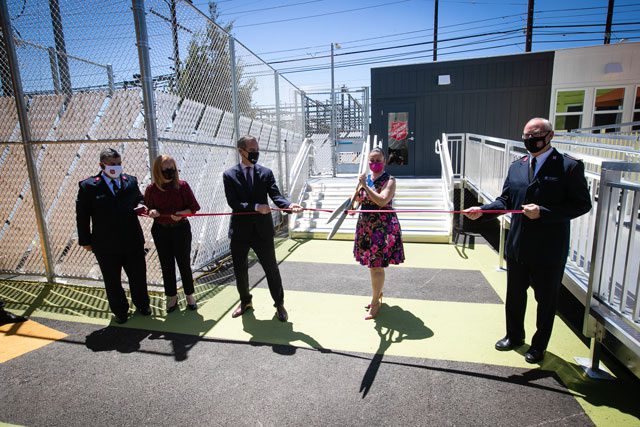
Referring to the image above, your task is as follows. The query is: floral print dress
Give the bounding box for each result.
[353,172,405,268]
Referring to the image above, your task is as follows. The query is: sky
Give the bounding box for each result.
[6,0,640,103]
[205,0,640,94]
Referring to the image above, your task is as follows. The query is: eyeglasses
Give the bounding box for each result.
[522,131,550,139]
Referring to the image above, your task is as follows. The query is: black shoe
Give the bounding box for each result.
[524,348,545,364]
[276,305,288,322]
[495,336,524,351]
[187,302,197,311]
[113,314,128,324]
[0,309,27,326]
[136,306,152,316]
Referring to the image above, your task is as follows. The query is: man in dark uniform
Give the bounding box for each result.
[223,135,303,322]
[464,118,591,363]
[76,148,151,324]
[0,299,27,326]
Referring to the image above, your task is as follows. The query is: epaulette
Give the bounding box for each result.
[122,175,129,181]
[563,153,580,161]
[514,154,529,164]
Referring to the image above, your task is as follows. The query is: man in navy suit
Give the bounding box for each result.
[76,148,151,324]
[464,118,591,364]
[223,135,303,322]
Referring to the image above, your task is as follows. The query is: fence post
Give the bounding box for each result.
[132,0,159,164]
[0,0,55,282]
[228,36,241,142]
[47,47,61,94]
[106,64,114,95]
[274,70,285,195]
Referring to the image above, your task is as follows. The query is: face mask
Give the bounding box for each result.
[162,168,176,180]
[246,151,259,165]
[369,161,384,173]
[102,164,122,179]
[523,133,549,153]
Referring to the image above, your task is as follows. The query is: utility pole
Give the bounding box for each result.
[169,0,181,90]
[49,0,71,95]
[433,0,438,61]
[525,0,534,52]
[604,0,615,44]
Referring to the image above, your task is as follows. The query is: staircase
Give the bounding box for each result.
[289,176,452,243]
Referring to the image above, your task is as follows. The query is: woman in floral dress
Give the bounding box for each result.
[353,147,405,319]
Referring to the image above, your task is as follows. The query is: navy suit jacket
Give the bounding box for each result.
[481,148,592,265]
[223,163,291,240]
[76,173,145,253]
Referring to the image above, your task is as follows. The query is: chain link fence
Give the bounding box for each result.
[0,0,311,285]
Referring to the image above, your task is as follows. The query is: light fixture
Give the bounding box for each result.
[438,74,451,85]
[604,62,623,74]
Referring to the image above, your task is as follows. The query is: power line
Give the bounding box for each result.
[235,0,414,28]
[255,2,640,56]
[218,0,325,17]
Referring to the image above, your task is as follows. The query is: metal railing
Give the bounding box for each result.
[583,161,640,375]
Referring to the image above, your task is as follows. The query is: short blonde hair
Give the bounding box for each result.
[151,155,180,190]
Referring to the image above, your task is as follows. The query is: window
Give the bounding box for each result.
[554,90,584,131]
[386,112,409,165]
[633,87,640,131]
[593,87,625,133]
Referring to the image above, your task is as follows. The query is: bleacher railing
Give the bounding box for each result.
[0,0,308,285]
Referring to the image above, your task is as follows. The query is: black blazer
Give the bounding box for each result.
[76,173,145,253]
[223,163,291,240]
[481,148,592,265]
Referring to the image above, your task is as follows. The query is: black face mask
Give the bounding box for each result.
[162,168,176,180]
[246,151,259,164]
[523,133,550,153]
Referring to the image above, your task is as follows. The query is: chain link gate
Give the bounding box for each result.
[0,0,309,285]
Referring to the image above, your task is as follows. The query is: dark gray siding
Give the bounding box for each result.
[371,51,555,176]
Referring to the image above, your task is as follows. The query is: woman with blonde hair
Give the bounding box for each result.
[145,155,201,312]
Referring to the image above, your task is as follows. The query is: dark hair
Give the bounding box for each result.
[237,135,258,150]
[99,148,120,162]
[369,147,385,158]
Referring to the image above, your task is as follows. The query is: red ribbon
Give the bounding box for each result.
[147,208,523,218]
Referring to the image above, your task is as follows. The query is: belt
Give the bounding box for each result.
[154,220,188,228]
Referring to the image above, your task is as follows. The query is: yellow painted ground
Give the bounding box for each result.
[0,319,67,363]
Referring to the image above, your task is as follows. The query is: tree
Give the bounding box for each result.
[177,1,256,116]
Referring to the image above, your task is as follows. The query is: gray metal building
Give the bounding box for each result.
[371,51,555,177]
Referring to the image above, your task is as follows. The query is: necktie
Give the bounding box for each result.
[111,178,120,195]
[529,157,537,182]
[245,167,253,190]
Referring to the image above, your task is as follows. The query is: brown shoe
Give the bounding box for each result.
[231,302,252,318]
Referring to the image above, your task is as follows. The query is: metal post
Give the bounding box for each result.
[330,42,336,177]
[274,70,285,194]
[300,90,307,137]
[229,36,241,142]
[48,47,61,94]
[106,64,114,95]
[132,0,159,164]
[363,86,370,140]
[604,0,615,45]
[48,0,71,95]
[0,0,55,282]
[0,26,13,96]
[525,0,534,52]
[433,0,438,61]
[169,0,181,90]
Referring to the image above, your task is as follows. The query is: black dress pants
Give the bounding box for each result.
[151,221,194,297]
[505,258,565,351]
[230,235,284,307]
[94,246,150,318]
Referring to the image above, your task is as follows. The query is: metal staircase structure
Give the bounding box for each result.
[288,138,453,243]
